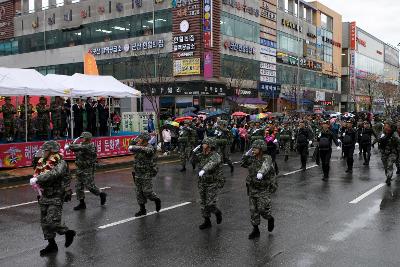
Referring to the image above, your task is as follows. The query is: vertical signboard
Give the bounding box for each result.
[0,0,15,41]
[349,22,357,102]
[204,51,213,78]
[350,22,356,50]
[203,0,212,48]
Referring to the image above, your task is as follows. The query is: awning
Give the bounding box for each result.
[227,97,267,105]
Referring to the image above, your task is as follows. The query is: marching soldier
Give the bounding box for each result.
[296,121,313,171]
[129,132,161,216]
[65,131,107,210]
[36,96,50,140]
[241,140,277,239]
[29,141,76,256]
[1,96,16,142]
[342,121,357,173]
[193,137,224,229]
[249,121,264,144]
[318,121,341,181]
[378,121,400,186]
[178,120,196,172]
[215,120,234,172]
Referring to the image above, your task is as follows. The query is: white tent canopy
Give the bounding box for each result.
[0,67,69,96]
[45,73,141,98]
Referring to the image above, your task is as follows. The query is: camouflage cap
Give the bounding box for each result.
[137,132,151,141]
[41,140,60,153]
[251,139,267,151]
[202,137,217,149]
[80,131,93,139]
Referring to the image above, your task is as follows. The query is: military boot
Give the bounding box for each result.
[230,164,234,173]
[248,225,260,239]
[154,198,161,212]
[179,166,186,172]
[135,204,147,217]
[268,216,275,232]
[199,217,212,230]
[100,192,107,206]
[40,238,58,257]
[386,178,392,186]
[65,230,76,248]
[192,162,196,170]
[215,210,222,224]
[396,168,400,175]
[73,200,86,211]
[284,155,289,161]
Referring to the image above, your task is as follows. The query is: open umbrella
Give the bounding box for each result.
[270,112,283,117]
[169,121,180,127]
[257,113,268,119]
[208,110,228,118]
[183,111,198,117]
[183,107,197,113]
[175,116,193,123]
[232,111,248,117]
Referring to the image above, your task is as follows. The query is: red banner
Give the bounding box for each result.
[350,21,356,50]
[0,135,137,169]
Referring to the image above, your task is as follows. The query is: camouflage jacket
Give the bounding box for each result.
[241,154,277,191]
[215,128,233,146]
[19,104,33,119]
[36,104,50,119]
[1,104,16,121]
[130,143,158,178]
[379,132,400,156]
[194,151,224,184]
[279,128,292,141]
[178,127,195,145]
[50,102,63,120]
[36,159,71,203]
[249,127,265,142]
[69,142,97,169]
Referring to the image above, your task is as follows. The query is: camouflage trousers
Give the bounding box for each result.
[135,177,158,205]
[3,119,14,139]
[52,117,62,131]
[382,153,398,180]
[75,167,101,200]
[247,185,272,226]
[282,141,291,156]
[39,199,69,240]
[179,145,192,167]
[219,145,233,166]
[37,118,49,137]
[198,182,221,218]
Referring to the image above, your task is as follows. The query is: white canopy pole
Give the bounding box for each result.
[109,97,112,137]
[25,95,28,142]
[70,96,74,140]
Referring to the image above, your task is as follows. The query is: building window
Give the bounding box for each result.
[303,7,307,19]
[285,0,289,12]
[321,13,333,31]
[278,31,302,56]
[221,54,259,81]
[294,1,298,17]
[221,12,259,43]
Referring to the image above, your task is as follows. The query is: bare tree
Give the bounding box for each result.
[224,64,250,112]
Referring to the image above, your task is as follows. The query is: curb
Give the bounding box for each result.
[0,154,179,186]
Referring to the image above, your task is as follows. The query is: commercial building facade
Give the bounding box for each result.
[341,22,399,112]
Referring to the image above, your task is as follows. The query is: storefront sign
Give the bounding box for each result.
[384,44,400,67]
[260,62,276,70]
[140,82,227,96]
[276,52,322,71]
[315,91,325,102]
[224,41,256,54]
[260,9,276,21]
[260,69,276,77]
[258,82,281,96]
[260,76,276,83]
[173,34,196,52]
[261,1,277,12]
[203,0,213,48]
[0,136,137,169]
[282,19,303,32]
[173,0,200,8]
[260,38,277,48]
[321,36,341,48]
[260,26,276,36]
[177,51,195,57]
[91,40,164,55]
[175,0,200,16]
[173,58,201,76]
[307,32,316,39]
[260,54,276,64]
[350,22,356,50]
[356,37,366,47]
[222,0,260,17]
[204,51,213,79]
[229,88,259,97]
[260,46,276,56]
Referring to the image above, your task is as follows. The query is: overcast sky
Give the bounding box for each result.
[309,0,400,48]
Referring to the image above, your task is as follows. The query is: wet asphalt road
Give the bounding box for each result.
[1,147,400,267]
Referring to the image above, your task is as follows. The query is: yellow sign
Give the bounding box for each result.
[173,58,201,76]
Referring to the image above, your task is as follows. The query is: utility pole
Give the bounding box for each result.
[296,0,301,111]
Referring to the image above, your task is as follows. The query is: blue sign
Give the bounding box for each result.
[258,82,281,97]
[260,38,277,49]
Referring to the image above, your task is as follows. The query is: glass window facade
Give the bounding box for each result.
[220,12,259,43]
[278,31,302,55]
[318,28,333,63]
[277,64,338,90]
[0,9,172,56]
[221,54,259,81]
[355,53,384,76]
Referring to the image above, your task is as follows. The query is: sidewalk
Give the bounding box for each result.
[0,153,178,186]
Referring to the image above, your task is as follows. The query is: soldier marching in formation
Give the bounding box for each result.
[178,120,196,172]
[30,141,76,256]
[279,122,292,162]
[215,120,234,172]
[129,132,162,216]
[65,131,107,210]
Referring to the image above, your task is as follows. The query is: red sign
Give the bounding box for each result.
[356,37,366,47]
[0,135,137,169]
[350,22,356,50]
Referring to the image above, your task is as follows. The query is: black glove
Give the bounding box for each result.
[63,189,72,202]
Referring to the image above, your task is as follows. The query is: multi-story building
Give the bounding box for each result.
[341,22,399,112]
[275,0,342,112]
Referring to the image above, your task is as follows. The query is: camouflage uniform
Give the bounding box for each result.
[279,125,292,160]
[1,98,16,141]
[215,120,234,170]
[19,100,34,139]
[69,135,101,200]
[178,121,196,170]
[249,126,265,144]
[34,141,73,240]
[50,99,63,136]
[379,129,400,185]
[241,140,277,227]
[193,138,224,221]
[36,97,50,140]
[129,132,161,216]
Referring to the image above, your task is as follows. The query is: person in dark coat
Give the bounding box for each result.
[72,98,84,138]
[85,98,97,136]
[97,98,109,136]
